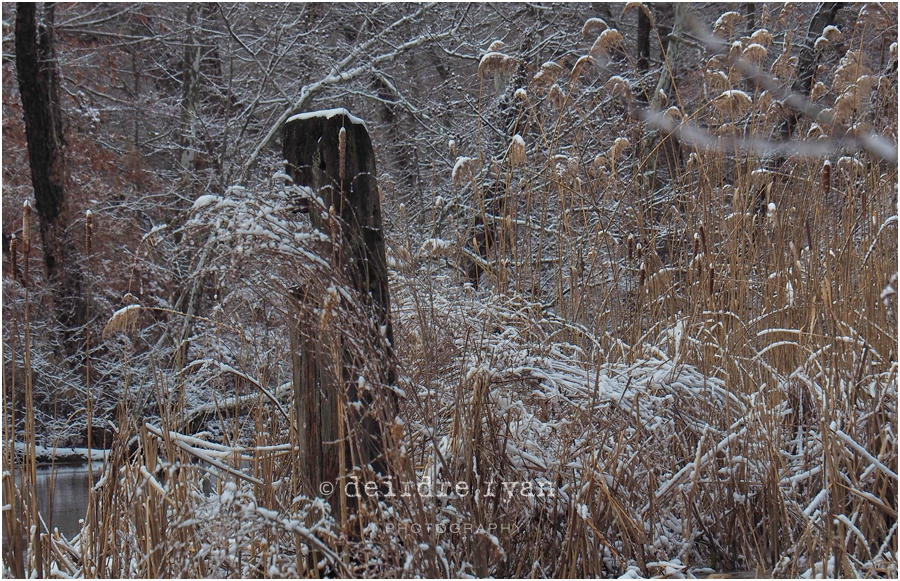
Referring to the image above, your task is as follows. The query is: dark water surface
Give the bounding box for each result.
[10,464,99,541]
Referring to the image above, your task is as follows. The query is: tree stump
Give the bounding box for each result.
[282,109,395,514]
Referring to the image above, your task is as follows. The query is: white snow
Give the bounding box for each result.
[286,108,367,128]
[452,156,476,183]
[479,51,511,68]
[13,441,108,462]
[192,195,221,210]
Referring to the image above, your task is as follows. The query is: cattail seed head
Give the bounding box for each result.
[609,137,630,161]
[713,90,753,116]
[822,25,843,44]
[22,201,32,254]
[590,28,625,59]
[627,234,634,261]
[708,263,714,296]
[714,10,743,38]
[699,224,707,254]
[85,210,94,255]
[809,81,828,102]
[452,156,476,187]
[639,262,646,287]
[570,55,594,81]
[532,61,563,87]
[478,51,515,78]
[742,43,767,64]
[604,75,633,105]
[822,160,831,195]
[508,134,526,166]
[548,83,565,108]
[581,17,608,37]
[338,127,347,181]
[750,28,773,47]
[623,2,656,27]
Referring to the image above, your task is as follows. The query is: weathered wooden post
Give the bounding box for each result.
[282,109,395,514]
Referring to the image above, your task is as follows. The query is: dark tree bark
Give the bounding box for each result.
[283,112,396,513]
[174,2,203,372]
[637,8,651,73]
[780,3,845,142]
[16,2,86,350]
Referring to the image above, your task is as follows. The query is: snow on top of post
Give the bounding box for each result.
[286,108,367,129]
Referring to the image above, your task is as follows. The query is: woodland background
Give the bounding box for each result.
[2,3,897,578]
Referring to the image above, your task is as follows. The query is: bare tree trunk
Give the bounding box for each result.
[174,2,204,371]
[639,4,688,202]
[15,2,86,354]
[179,2,201,175]
[780,3,844,142]
[283,112,396,516]
[637,8,651,73]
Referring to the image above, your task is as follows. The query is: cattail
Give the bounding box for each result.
[507,134,526,166]
[699,224,707,254]
[822,160,831,196]
[9,234,17,283]
[813,36,830,52]
[693,232,700,257]
[822,25,843,44]
[750,28,772,47]
[773,4,796,29]
[570,55,594,81]
[708,263,714,297]
[742,43,767,64]
[85,210,94,255]
[636,242,643,262]
[22,200,32,254]
[809,81,827,102]
[449,139,457,158]
[663,106,683,124]
[713,90,752,116]
[604,75,633,105]
[478,51,514,78]
[622,2,656,27]
[713,11,743,38]
[548,83,565,108]
[609,137,630,161]
[581,17,607,37]
[639,262,646,287]
[532,61,563,87]
[590,28,624,59]
[627,234,634,262]
[452,156,476,187]
[338,127,347,181]
[705,70,729,93]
